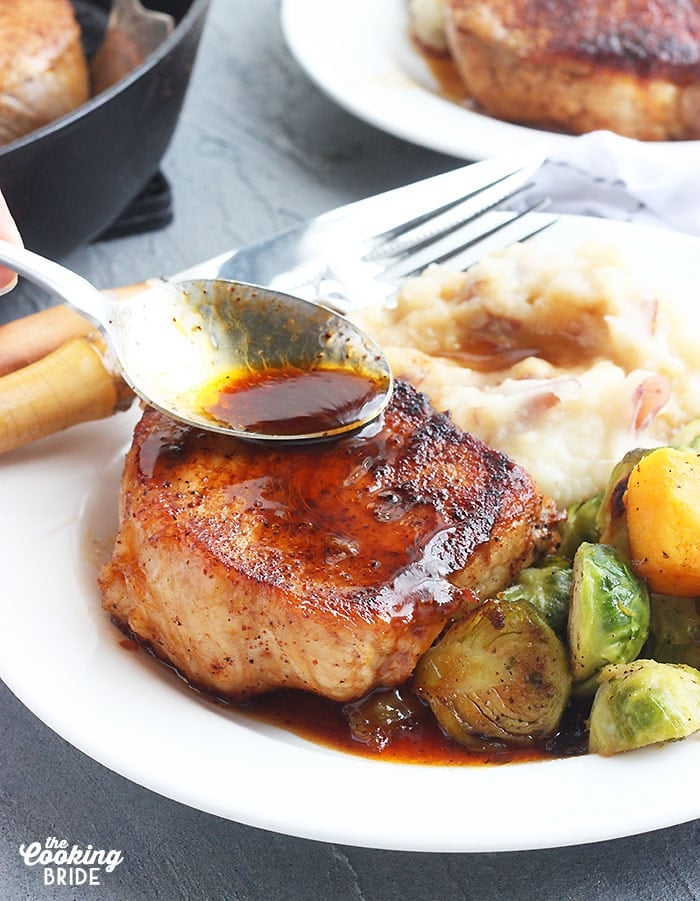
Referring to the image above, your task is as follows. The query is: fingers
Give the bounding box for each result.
[0,189,22,295]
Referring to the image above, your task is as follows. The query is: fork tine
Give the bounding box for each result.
[363,171,544,267]
[364,180,534,266]
[385,200,557,280]
[313,201,558,317]
[317,150,547,239]
[365,167,536,255]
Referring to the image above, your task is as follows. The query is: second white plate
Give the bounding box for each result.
[281,0,700,164]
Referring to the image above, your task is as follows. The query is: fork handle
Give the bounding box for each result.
[0,332,134,455]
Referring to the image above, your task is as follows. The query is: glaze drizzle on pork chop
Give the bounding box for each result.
[99,380,557,702]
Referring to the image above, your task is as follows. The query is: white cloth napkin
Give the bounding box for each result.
[525,131,700,236]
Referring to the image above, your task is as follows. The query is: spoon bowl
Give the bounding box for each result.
[0,241,393,441]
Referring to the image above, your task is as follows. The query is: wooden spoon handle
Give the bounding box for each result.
[0,279,161,376]
[0,332,134,455]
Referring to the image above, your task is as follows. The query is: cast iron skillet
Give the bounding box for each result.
[0,0,210,258]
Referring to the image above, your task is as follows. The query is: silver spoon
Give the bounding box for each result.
[0,241,393,442]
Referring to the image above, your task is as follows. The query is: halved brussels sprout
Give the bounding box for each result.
[596,448,653,555]
[343,686,423,751]
[647,594,700,670]
[558,493,602,560]
[589,659,700,756]
[413,598,571,747]
[498,555,572,639]
[568,542,650,694]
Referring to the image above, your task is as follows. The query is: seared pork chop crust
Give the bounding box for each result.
[0,0,90,145]
[100,380,557,702]
[446,0,700,139]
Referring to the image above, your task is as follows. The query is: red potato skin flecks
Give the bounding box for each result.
[99,380,558,703]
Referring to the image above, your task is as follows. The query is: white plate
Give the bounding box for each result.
[2,216,700,853]
[281,0,700,164]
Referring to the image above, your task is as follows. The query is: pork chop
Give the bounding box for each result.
[445,0,700,140]
[99,380,557,703]
[0,0,90,145]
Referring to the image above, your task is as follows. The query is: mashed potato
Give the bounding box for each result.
[408,0,449,52]
[354,241,700,508]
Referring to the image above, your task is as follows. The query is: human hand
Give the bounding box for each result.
[0,190,22,295]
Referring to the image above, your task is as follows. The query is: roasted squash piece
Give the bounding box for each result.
[624,447,700,596]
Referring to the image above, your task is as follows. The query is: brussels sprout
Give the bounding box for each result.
[588,659,700,756]
[413,599,571,747]
[558,493,602,560]
[647,594,700,669]
[568,542,650,694]
[596,447,653,555]
[498,555,572,639]
[343,686,423,751]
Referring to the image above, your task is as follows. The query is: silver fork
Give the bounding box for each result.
[176,151,556,315]
[0,152,555,451]
[0,152,554,375]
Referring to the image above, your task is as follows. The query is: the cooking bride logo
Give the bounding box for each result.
[19,836,124,886]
